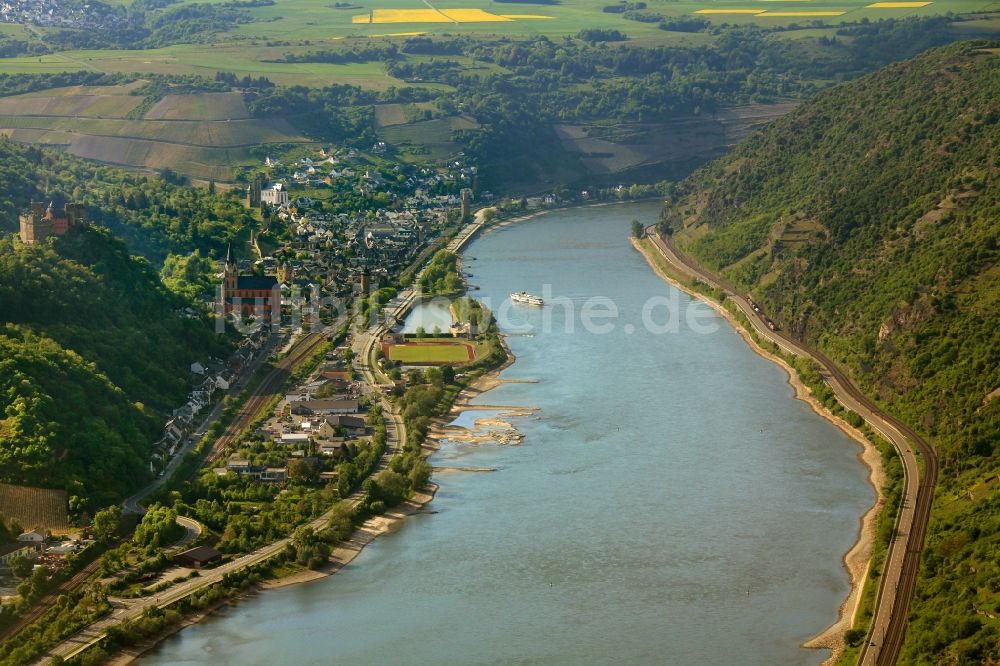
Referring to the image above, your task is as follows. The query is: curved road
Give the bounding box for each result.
[39,210,487,663]
[646,230,936,665]
[38,321,403,664]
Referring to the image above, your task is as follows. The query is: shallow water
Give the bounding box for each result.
[142,202,873,665]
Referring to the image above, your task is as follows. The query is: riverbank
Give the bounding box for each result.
[631,235,884,664]
[426,333,520,450]
[106,482,440,665]
[479,197,660,239]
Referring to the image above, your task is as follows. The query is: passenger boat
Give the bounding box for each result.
[510,291,543,306]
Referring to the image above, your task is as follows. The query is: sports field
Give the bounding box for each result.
[384,339,477,364]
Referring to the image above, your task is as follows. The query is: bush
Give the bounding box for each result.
[845,628,866,647]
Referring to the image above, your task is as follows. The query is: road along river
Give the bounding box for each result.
[141,201,875,665]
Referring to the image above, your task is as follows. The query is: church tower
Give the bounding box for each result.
[223,242,238,298]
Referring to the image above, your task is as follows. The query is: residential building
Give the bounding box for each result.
[320,414,367,438]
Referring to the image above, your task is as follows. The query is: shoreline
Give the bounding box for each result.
[111,340,519,664]
[109,483,440,665]
[84,199,640,664]
[427,333,518,447]
[630,236,884,664]
[477,197,663,239]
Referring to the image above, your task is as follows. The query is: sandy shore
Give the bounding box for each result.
[631,237,885,664]
[261,483,440,590]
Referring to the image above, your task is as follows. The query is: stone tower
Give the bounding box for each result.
[460,188,473,222]
[246,172,267,208]
[19,202,50,244]
[278,263,293,285]
[359,268,371,296]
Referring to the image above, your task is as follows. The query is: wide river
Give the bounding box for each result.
[142,202,873,665]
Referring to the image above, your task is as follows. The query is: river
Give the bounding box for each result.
[141,201,873,665]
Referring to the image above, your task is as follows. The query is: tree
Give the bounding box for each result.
[631,219,644,238]
[324,503,355,542]
[288,458,319,483]
[92,505,122,543]
[373,470,407,507]
[845,628,865,647]
[9,555,33,579]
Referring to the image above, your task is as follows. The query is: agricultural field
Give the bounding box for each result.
[145,92,251,120]
[0,45,421,90]
[0,0,992,90]
[383,339,478,364]
[351,7,555,24]
[0,483,68,531]
[379,115,479,162]
[553,102,797,177]
[0,86,309,181]
[219,0,995,39]
[0,81,147,119]
[374,102,437,128]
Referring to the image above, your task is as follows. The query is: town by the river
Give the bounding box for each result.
[141,201,874,665]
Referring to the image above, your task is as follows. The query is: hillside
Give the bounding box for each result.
[0,138,256,264]
[0,85,309,183]
[657,42,999,662]
[0,226,229,509]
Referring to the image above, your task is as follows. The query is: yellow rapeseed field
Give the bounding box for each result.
[353,8,516,23]
[440,8,513,21]
[866,1,932,7]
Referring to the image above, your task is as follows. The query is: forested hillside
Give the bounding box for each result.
[0,226,229,509]
[0,138,255,263]
[658,41,999,662]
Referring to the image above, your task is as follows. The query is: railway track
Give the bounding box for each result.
[0,558,103,644]
[1,331,331,646]
[205,331,327,464]
[648,231,936,664]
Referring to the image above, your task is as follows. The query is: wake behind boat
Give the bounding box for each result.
[511,291,544,306]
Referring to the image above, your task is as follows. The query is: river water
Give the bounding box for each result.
[141,202,873,665]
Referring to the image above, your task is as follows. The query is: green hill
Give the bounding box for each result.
[0,225,230,510]
[0,137,257,264]
[657,42,999,662]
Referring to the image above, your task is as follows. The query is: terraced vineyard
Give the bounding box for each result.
[0,86,310,182]
[379,115,479,161]
[0,483,68,531]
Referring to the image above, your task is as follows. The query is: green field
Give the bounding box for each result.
[0,0,993,89]
[219,0,996,39]
[384,339,476,364]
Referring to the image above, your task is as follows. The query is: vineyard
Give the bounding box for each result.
[0,483,68,531]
